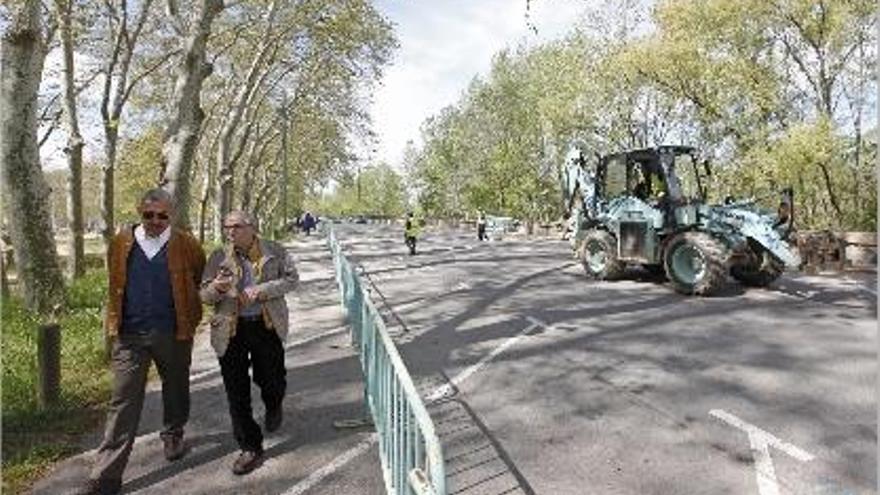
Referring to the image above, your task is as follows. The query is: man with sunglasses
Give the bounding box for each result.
[200,210,298,475]
[76,188,205,495]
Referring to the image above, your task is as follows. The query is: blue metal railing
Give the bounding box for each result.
[327,228,446,495]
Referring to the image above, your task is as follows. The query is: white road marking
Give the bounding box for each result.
[525,316,562,334]
[427,316,542,402]
[283,315,542,493]
[283,326,349,350]
[280,434,378,495]
[710,409,814,495]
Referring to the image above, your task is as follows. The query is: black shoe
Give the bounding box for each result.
[232,450,264,475]
[70,478,121,495]
[162,434,186,461]
[265,407,283,433]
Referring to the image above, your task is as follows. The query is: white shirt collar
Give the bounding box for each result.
[134,225,171,260]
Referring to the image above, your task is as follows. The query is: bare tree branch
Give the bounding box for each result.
[120,49,179,107]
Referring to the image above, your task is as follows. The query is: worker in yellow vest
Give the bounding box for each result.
[404,212,420,255]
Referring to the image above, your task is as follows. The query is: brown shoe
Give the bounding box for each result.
[162,434,186,461]
[232,450,264,475]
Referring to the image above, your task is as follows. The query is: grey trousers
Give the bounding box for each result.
[91,332,193,482]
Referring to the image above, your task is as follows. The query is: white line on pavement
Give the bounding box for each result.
[283,326,349,350]
[526,316,560,334]
[426,316,541,402]
[280,434,378,495]
[283,315,543,494]
[710,409,814,495]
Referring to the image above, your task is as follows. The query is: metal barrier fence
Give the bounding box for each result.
[326,228,446,495]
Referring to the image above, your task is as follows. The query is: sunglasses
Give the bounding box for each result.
[142,211,170,221]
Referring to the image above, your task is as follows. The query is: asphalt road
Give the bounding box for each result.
[336,223,876,495]
[32,225,876,495]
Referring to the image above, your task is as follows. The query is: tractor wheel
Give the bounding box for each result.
[731,249,784,287]
[579,230,625,280]
[664,232,730,296]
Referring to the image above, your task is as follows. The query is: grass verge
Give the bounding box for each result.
[2,270,112,495]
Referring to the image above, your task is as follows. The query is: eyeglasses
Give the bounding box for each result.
[142,211,170,221]
[223,223,250,230]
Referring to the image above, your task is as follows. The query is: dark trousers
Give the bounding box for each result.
[405,235,417,255]
[92,332,192,482]
[219,318,287,453]
[477,224,487,241]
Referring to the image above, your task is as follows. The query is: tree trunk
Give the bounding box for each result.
[253,164,277,222]
[1,227,11,298]
[160,0,225,229]
[1,249,9,299]
[99,0,157,247]
[0,0,66,314]
[57,0,85,279]
[239,141,259,211]
[817,159,843,224]
[214,0,279,236]
[98,2,124,248]
[198,158,212,243]
[241,128,278,212]
[101,127,117,243]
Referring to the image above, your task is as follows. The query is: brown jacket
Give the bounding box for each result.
[105,226,206,340]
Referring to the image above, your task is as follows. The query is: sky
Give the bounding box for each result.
[369,0,589,169]
[38,1,587,171]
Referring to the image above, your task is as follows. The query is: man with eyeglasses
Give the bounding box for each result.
[200,210,299,475]
[75,188,205,495]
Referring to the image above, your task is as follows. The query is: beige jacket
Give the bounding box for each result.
[200,238,299,345]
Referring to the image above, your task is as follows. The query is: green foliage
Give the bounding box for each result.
[312,163,408,217]
[65,268,107,309]
[201,0,398,236]
[2,280,109,416]
[2,271,111,494]
[717,119,877,230]
[115,127,164,224]
[1,297,42,416]
[407,0,876,230]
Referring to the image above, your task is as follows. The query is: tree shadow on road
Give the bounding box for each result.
[357,241,876,493]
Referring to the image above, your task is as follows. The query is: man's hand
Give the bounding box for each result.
[213,270,233,293]
[240,285,261,304]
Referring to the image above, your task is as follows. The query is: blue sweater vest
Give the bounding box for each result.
[121,242,176,334]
